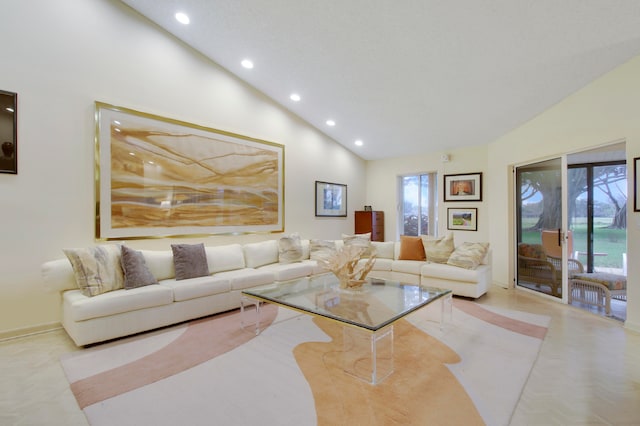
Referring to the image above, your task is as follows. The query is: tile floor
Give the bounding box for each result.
[1,286,639,425]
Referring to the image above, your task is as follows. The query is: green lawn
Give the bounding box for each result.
[521,218,626,269]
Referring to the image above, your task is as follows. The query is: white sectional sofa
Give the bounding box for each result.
[42,236,491,346]
[365,240,492,298]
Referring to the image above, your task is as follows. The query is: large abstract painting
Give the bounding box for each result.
[95,102,284,240]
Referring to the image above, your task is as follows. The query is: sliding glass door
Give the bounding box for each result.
[516,158,568,299]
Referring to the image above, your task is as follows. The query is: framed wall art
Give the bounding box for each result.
[315,181,347,217]
[447,207,477,231]
[444,172,482,202]
[95,102,284,240]
[0,90,17,174]
[635,157,640,212]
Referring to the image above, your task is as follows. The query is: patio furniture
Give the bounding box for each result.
[518,242,584,297]
[570,272,627,316]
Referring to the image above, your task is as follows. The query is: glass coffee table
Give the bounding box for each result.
[241,274,452,384]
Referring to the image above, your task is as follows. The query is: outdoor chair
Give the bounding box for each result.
[518,242,584,297]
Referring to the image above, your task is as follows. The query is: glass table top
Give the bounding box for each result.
[242,274,451,331]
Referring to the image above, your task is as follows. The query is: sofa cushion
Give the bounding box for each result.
[447,242,490,269]
[243,240,279,268]
[278,234,304,264]
[518,243,546,260]
[392,259,426,275]
[398,236,426,261]
[63,245,124,297]
[160,276,230,302]
[171,243,210,280]
[371,241,395,259]
[421,262,488,283]
[214,268,276,291]
[421,233,455,263]
[301,259,330,275]
[121,245,158,289]
[366,257,392,271]
[64,285,174,322]
[258,262,313,281]
[140,250,175,281]
[205,244,246,273]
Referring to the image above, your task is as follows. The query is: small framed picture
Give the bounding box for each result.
[447,207,477,231]
[315,181,347,217]
[0,90,17,174]
[444,172,482,202]
[635,157,640,212]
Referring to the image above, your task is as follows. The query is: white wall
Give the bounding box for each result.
[487,55,640,332]
[0,0,365,336]
[366,145,489,243]
[367,55,640,331]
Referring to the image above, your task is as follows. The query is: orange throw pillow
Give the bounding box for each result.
[398,235,426,261]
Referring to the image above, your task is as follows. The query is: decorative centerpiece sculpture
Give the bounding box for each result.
[318,245,376,289]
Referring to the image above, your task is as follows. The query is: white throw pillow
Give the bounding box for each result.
[278,233,304,263]
[447,242,490,269]
[421,233,455,263]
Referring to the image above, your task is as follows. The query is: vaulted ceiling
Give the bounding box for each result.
[121,0,640,160]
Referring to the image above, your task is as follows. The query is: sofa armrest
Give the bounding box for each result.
[42,258,77,293]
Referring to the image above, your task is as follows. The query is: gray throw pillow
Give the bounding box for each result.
[120,245,158,289]
[171,243,210,280]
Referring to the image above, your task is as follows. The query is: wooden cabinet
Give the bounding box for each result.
[355,211,384,242]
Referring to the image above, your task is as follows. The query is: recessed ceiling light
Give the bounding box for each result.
[290,93,301,102]
[241,59,254,69]
[355,140,363,146]
[6,107,14,113]
[175,12,190,24]
[326,119,336,127]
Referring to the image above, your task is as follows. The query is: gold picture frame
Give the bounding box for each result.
[95,102,284,240]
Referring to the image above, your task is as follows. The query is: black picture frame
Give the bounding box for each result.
[315,181,347,217]
[0,90,17,174]
[634,157,640,212]
[443,172,482,202]
[447,207,478,231]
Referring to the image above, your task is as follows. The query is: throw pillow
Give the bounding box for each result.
[63,245,124,297]
[278,233,304,264]
[517,243,546,260]
[309,239,337,262]
[421,233,455,263]
[171,243,210,280]
[447,242,490,269]
[398,235,426,261]
[120,245,158,289]
[342,232,372,257]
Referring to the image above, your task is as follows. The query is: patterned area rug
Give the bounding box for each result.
[60,299,549,426]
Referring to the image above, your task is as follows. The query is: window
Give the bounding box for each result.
[400,173,437,236]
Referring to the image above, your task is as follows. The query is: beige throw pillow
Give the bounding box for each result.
[342,232,372,257]
[421,233,455,264]
[63,245,124,297]
[310,239,337,262]
[447,242,490,269]
[278,233,304,263]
